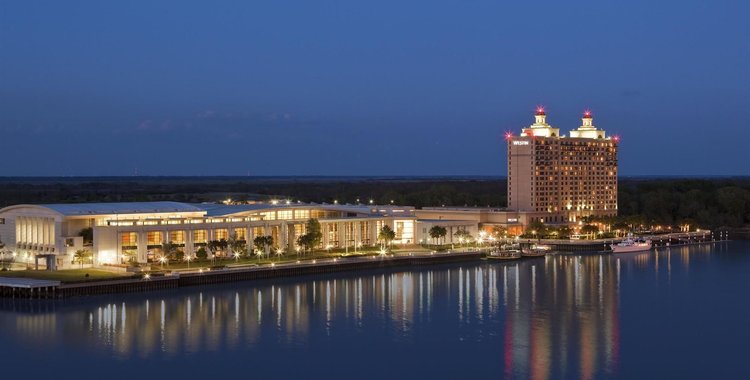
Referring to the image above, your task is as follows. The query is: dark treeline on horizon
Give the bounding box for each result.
[1,177,749,229]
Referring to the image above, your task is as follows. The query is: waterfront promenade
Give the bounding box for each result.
[0,231,725,299]
[1,250,485,299]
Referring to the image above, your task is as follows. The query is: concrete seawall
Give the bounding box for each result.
[2,251,484,299]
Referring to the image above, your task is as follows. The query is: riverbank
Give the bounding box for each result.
[0,234,728,299]
[1,250,489,299]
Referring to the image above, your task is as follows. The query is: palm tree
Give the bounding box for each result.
[428,226,444,245]
[228,233,247,259]
[378,225,396,251]
[73,249,92,268]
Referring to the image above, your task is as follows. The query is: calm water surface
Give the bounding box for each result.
[1,242,749,379]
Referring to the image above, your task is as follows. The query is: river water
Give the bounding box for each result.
[1,241,748,379]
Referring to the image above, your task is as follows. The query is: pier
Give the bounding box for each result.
[0,278,60,299]
[520,231,722,253]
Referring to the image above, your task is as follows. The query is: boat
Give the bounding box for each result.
[611,235,652,253]
[521,244,552,257]
[486,250,521,260]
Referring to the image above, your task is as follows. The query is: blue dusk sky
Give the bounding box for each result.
[1,0,748,176]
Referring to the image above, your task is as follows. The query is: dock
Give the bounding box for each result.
[0,278,60,299]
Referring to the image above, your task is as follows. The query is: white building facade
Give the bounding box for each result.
[0,201,447,270]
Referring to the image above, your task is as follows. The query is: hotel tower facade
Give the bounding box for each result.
[507,108,618,224]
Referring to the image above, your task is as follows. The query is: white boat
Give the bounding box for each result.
[611,236,652,253]
[522,244,552,257]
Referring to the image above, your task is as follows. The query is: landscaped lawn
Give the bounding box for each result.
[0,268,132,283]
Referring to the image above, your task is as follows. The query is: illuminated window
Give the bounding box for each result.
[260,212,276,220]
[169,230,185,244]
[193,230,207,243]
[147,231,163,245]
[233,228,247,240]
[252,227,265,238]
[327,223,339,246]
[393,220,414,244]
[277,210,293,220]
[214,228,228,240]
[120,232,137,246]
[294,209,310,219]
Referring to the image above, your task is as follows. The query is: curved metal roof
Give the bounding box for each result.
[39,202,204,216]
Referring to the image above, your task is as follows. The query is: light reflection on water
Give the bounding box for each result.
[0,242,745,379]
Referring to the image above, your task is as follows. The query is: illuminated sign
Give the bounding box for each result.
[507,218,518,222]
[512,141,529,146]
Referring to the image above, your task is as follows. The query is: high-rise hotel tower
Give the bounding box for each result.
[507,108,618,225]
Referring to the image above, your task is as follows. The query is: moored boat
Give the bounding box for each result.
[486,250,521,260]
[521,244,552,257]
[611,236,652,253]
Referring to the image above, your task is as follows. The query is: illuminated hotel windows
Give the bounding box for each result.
[169,230,185,244]
[120,232,137,247]
[293,224,306,242]
[233,228,247,240]
[327,223,339,247]
[359,222,371,245]
[214,228,228,240]
[394,220,414,244]
[260,212,276,220]
[294,209,310,219]
[252,227,265,239]
[193,230,207,243]
[147,231,163,246]
[277,210,293,220]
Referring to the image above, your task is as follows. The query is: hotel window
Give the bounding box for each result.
[169,230,185,244]
[193,230,207,243]
[271,226,280,248]
[147,231,163,245]
[253,227,265,238]
[293,224,306,239]
[120,232,137,246]
[360,222,370,244]
[393,220,414,244]
[277,210,293,220]
[294,209,310,219]
[214,228,229,240]
[327,223,339,246]
[260,212,276,220]
[233,228,247,241]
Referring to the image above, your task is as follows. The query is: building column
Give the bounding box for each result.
[185,230,194,257]
[281,222,288,251]
[320,222,327,247]
[137,231,147,263]
[338,222,345,249]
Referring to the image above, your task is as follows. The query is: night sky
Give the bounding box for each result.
[1,0,748,176]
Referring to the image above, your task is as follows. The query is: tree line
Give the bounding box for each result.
[1,177,748,229]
